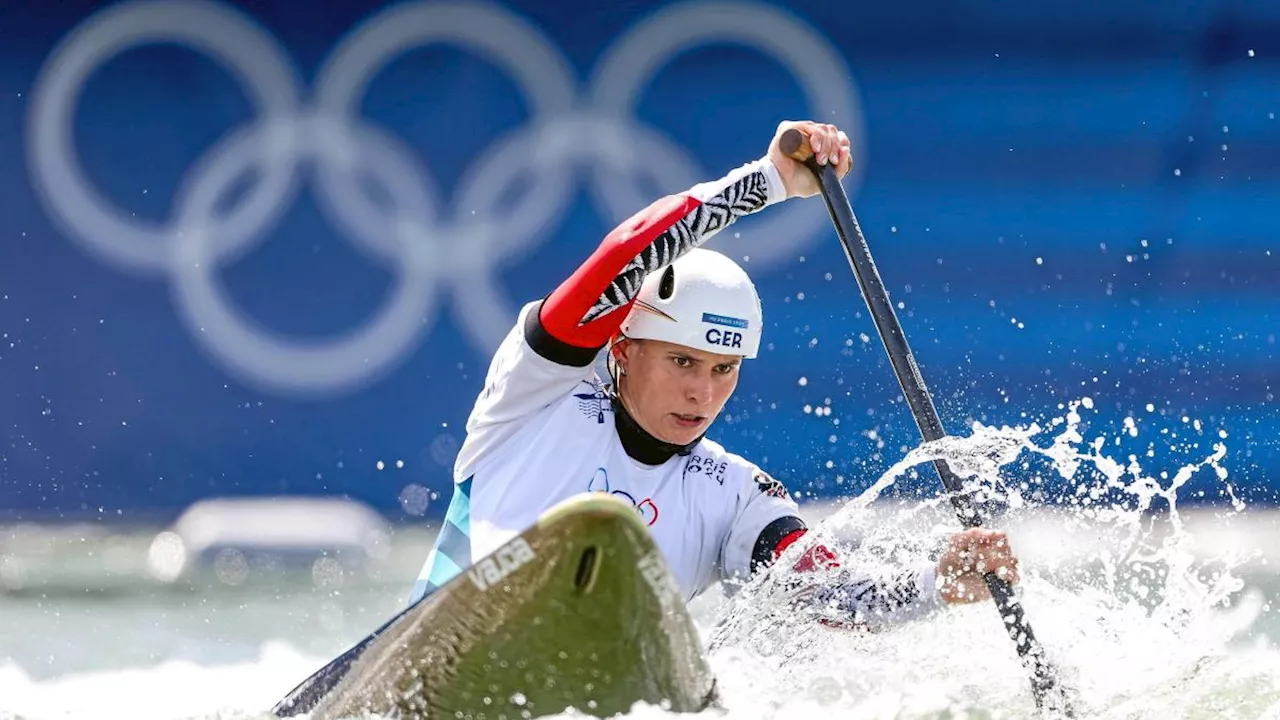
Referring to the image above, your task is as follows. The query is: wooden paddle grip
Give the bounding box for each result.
[779,127,815,163]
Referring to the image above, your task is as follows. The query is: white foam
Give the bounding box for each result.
[703,397,1279,718]
[3,399,1278,720]
[0,642,323,720]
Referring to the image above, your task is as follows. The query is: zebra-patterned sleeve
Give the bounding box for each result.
[527,156,787,364]
[781,563,944,631]
[579,162,777,325]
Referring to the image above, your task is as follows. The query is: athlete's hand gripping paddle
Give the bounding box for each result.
[780,127,1075,716]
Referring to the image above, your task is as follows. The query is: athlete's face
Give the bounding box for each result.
[614,338,741,446]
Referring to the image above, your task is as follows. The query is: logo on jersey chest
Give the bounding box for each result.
[573,382,613,424]
[753,470,791,500]
[587,467,658,526]
[683,453,727,485]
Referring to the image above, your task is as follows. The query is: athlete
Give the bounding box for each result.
[274,119,1024,716]
[411,119,1022,627]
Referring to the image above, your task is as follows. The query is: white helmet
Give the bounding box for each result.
[618,248,763,359]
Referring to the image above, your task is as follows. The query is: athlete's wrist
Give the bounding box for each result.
[756,155,789,207]
[917,562,946,609]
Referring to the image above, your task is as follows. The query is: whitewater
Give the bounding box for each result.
[3,397,1279,720]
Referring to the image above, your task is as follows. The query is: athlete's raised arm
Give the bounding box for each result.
[454,121,849,482]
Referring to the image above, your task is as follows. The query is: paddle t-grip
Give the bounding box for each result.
[779,127,815,164]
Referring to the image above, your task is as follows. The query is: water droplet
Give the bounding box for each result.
[399,484,431,516]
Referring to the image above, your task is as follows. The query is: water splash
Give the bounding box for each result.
[3,399,1276,720]
[0,641,321,720]
[705,398,1271,719]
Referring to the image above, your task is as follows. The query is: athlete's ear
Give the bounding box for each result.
[609,335,630,375]
[610,336,640,375]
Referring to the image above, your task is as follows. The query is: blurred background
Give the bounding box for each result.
[1,0,1277,716]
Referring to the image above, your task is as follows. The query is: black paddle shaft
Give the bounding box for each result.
[780,128,1072,715]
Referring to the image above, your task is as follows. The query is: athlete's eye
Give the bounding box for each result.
[673,356,692,368]
[715,364,737,375]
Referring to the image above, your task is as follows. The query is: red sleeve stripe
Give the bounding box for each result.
[538,193,699,351]
[526,159,776,365]
[773,528,808,557]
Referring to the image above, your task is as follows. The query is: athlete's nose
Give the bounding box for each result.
[683,370,714,408]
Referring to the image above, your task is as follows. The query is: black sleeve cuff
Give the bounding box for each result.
[750,515,808,574]
[523,299,604,368]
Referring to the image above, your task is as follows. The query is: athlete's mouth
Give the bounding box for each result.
[671,413,705,427]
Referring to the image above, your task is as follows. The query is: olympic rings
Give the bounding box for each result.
[26,0,864,395]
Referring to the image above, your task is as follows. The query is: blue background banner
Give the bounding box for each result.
[1,0,1276,520]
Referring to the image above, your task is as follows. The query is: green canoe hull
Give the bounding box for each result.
[307,493,718,719]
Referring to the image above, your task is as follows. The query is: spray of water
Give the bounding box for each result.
[703,397,1276,719]
[4,400,1277,720]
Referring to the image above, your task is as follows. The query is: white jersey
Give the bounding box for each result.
[406,155,943,630]
[410,301,800,605]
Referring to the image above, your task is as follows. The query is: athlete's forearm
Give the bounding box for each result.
[783,563,943,630]
[758,525,943,630]
[532,157,786,357]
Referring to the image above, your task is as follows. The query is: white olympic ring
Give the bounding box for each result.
[26,0,865,396]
